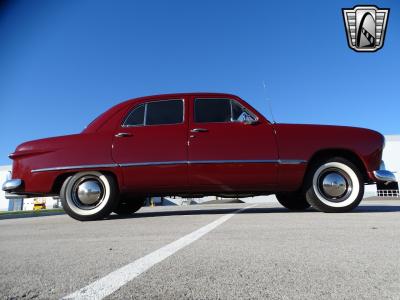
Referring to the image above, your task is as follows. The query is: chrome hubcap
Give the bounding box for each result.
[322,173,347,197]
[317,169,353,202]
[71,176,105,209]
[77,180,102,205]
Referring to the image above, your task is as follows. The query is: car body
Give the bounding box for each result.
[2,93,396,220]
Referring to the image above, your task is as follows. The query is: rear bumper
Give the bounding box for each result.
[373,170,396,183]
[2,179,23,192]
[2,179,28,199]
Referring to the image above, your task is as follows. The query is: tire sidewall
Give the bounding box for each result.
[61,171,118,221]
[306,158,364,212]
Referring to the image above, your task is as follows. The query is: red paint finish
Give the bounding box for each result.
[111,98,189,191]
[187,95,278,190]
[273,123,384,189]
[7,93,385,197]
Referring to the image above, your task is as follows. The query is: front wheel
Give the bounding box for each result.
[60,171,119,221]
[304,157,364,213]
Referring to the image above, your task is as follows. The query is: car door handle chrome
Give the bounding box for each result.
[115,132,132,137]
[190,128,208,133]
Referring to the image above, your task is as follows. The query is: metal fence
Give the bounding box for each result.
[377,190,400,197]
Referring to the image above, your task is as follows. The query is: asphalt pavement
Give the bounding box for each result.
[1,200,400,299]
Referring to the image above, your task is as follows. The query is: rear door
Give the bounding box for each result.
[112,98,188,192]
[188,96,278,191]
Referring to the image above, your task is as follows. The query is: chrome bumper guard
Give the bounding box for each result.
[2,179,23,192]
[373,170,396,183]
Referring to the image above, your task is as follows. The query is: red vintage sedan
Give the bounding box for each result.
[2,93,396,220]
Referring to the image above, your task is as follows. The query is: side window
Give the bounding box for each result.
[146,100,183,125]
[123,104,145,126]
[195,98,257,123]
[194,99,231,123]
[123,100,183,127]
[231,100,257,122]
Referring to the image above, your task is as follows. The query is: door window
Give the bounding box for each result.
[123,99,183,126]
[146,100,183,125]
[194,98,257,123]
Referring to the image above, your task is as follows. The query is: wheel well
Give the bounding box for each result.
[306,149,369,183]
[51,170,119,195]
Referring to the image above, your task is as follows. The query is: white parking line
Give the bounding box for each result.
[62,204,257,300]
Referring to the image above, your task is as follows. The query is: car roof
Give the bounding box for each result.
[83,92,242,133]
[122,92,240,105]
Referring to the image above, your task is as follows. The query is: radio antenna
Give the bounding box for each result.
[263,80,276,124]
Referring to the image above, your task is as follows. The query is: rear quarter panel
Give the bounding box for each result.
[274,124,384,190]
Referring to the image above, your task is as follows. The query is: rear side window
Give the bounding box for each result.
[124,104,145,126]
[195,99,231,123]
[123,99,183,126]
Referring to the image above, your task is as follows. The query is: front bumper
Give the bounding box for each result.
[373,170,396,183]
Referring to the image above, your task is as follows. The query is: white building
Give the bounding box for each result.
[0,165,13,211]
[382,135,400,181]
[1,135,399,211]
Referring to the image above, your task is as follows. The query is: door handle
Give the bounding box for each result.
[115,132,133,138]
[190,128,208,133]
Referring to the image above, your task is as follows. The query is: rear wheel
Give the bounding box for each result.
[113,196,146,215]
[304,157,364,213]
[276,191,310,211]
[60,171,119,221]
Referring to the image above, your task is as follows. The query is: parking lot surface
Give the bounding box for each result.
[1,200,400,299]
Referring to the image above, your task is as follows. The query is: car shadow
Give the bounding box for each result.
[108,204,400,219]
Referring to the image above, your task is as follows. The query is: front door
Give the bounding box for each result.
[112,98,188,192]
[188,96,278,191]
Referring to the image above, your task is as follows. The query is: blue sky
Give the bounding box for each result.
[0,0,399,165]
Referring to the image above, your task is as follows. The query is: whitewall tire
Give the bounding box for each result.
[60,171,118,221]
[305,157,364,213]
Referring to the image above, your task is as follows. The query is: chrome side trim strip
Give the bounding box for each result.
[31,164,118,173]
[119,161,187,167]
[188,160,277,164]
[278,159,307,165]
[31,159,307,173]
[121,159,306,167]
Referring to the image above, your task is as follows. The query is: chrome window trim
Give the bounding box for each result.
[31,159,306,173]
[144,102,148,125]
[122,99,185,128]
[194,98,259,124]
